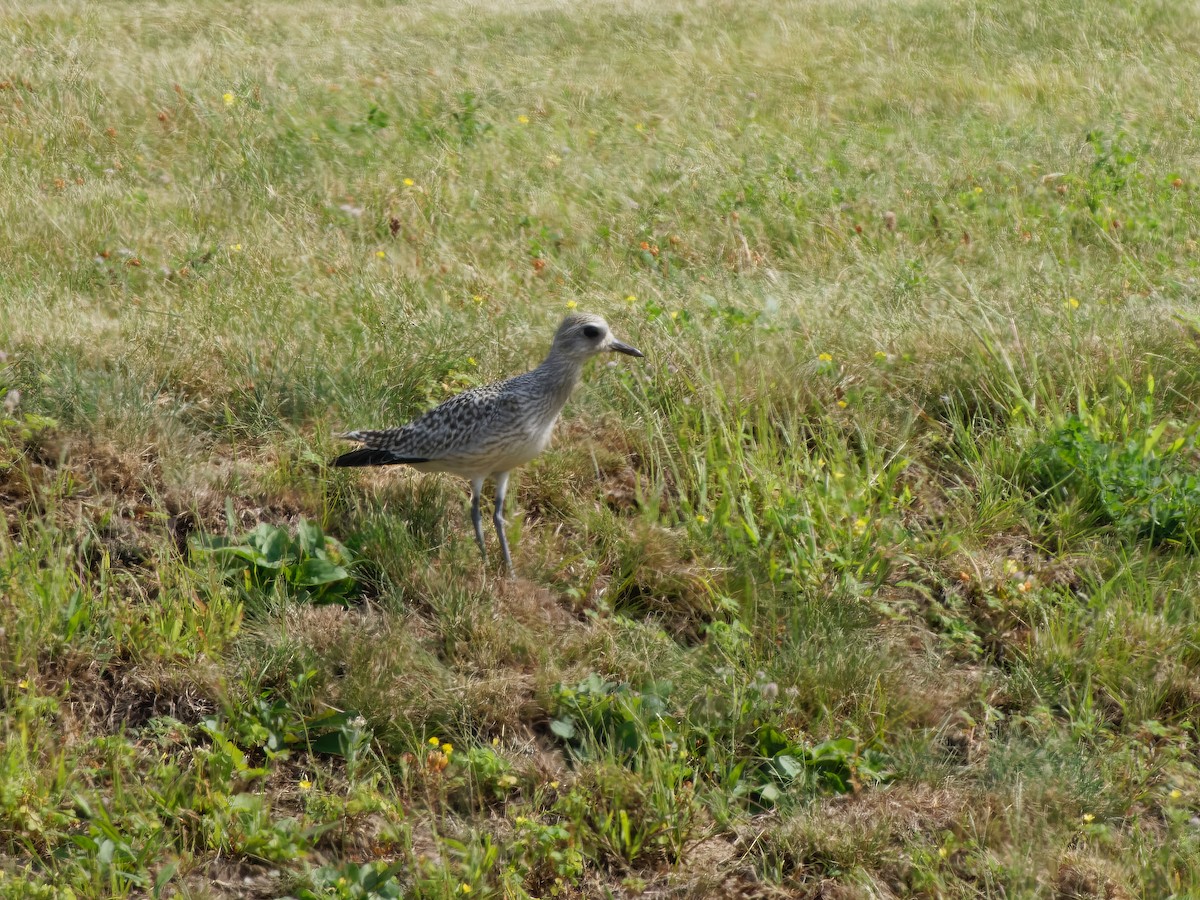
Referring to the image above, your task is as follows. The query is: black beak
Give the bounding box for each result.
[609,339,644,358]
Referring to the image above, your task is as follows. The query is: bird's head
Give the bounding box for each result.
[550,312,644,362]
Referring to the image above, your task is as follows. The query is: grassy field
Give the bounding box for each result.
[4,0,1200,896]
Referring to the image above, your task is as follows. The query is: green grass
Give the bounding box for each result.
[4,0,1200,896]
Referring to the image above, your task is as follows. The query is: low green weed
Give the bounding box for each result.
[454,746,519,803]
[0,411,58,451]
[68,796,167,896]
[191,520,360,605]
[556,759,699,868]
[299,861,405,900]
[509,817,584,891]
[550,673,890,809]
[204,697,370,766]
[1026,381,1200,548]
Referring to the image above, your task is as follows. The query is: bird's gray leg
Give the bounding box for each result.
[493,471,514,576]
[470,476,487,563]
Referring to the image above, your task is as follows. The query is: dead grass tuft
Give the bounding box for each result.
[496,576,579,632]
[1053,853,1133,900]
[178,858,284,900]
[746,783,977,895]
[38,651,219,739]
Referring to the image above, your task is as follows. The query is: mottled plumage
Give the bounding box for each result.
[332,313,644,573]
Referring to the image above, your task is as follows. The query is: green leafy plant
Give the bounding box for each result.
[510,817,584,891]
[555,760,697,869]
[729,728,891,803]
[205,703,370,765]
[68,796,167,896]
[191,520,359,604]
[0,412,58,446]
[550,674,674,762]
[451,90,491,146]
[455,746,518,802]
[550,674,890,809]
[0,388,59,470]
[1025,384,1200,548]
[299,861,406,900]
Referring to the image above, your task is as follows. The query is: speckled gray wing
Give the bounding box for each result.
[332,381,529,467]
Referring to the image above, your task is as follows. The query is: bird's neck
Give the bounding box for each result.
[534,350,585,411]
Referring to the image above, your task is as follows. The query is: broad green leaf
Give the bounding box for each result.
[309,731,350,756]
[773,754,804,780]
[757,782,782,804]
[294,558,349,587]
[1143,420,1167,456]
[253,525,293,565]
[154,860,180,899]
[297,519,324,555]
[812,737,856,758]
[206,545,282,568]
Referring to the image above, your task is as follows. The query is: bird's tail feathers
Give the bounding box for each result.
[332,428,429,467]
[331,447,431,468]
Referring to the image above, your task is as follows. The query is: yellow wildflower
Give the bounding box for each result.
[442,743,453,754]
[403,178,415,187]
[938,846,949,859]
[837,399,847,408]
[428,736,440,746]
[1170,789,1183,799]
[565,300,577,310]
[549,780,560,789]
[231,244,243,253]
[517,115,529,124]
[874,350,887,361]
[974,186,983,194]
[472,295,484,305]
[696,514,708,524]
[625,294,637,303]
[1081,813,1095,823]
[1066,297,1080,309]
[223,92,235,107]
[375,250,386,259]
[818,352,833,363]
[298,779,312,791]
[461,884,472,895]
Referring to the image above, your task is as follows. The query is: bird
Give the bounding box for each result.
[331,312,644,574]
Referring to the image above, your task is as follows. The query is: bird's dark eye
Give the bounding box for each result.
[582,324,602,340]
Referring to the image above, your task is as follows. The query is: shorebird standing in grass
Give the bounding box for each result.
[331,313,644,574]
